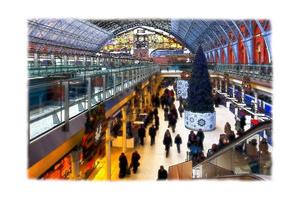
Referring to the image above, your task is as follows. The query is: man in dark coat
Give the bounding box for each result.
[149,124,157,145]
[130,151,141,174]
[178,104,184,118]
[240,115,246,131]
[154,115,160,130]
[138,125,146,146]
[157,165,168,180]
[196,129,205,151]
[174,134,182,153]
[163,130,172,157]
[119,153,128,178]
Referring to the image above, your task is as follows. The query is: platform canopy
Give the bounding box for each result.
[28,19,268,54]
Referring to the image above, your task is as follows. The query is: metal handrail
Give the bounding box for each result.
[29,85,120,124]
[193,120,272,168]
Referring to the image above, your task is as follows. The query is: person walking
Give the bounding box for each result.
[174,134,182,153]
[163,129,172,157]
[169,114,177,133]
[240,115,246,131]
[118,153,128,178]
[235,117,241,132]
[164,107,169,121]
[196,129,205,151]
[130,150,141,174]
[178,104,184,118]
[157,165,168,180]
[138,125,146,146]
[149,124,157,145]
[154,114,160,130]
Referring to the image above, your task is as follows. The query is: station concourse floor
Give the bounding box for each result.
[92,87,238,181]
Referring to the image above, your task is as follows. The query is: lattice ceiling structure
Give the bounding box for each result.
[28,18,271,55]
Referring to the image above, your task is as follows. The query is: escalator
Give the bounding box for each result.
[192,120,272,180]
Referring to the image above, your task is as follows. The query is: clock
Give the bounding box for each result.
[138,36,144,42]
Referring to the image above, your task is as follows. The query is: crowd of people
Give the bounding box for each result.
[117,80,271,180]
[118,150,141,178]
[118,85,185,179]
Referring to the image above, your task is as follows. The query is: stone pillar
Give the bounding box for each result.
[34,52,39,68]
[121,108,127,153]
[144,88,148,107]
[50,54,55,66]
[135,69,138,84]
[63,55,68,66]
[241,87,245,103]
[130,98,136,121]
[105,120,112,180]
[102,75,106,100]
[90,57,94,66]
[127,70,130,88]
[121,72,124,91]
[83,55,86,66]
[74,55,78,64]
[132,69,135,85]
[139,92,143,111]
[254,90,258,119]
[63,81,69,131]
[87,77,91,110]
[70,147,80,179]
[113,73,116,95]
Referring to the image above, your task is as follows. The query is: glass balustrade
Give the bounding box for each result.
[193,125,272,179]
[29,81,65,140]
[208,64,272,81]
[28,64,159,141]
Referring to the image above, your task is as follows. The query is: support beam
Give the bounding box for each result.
[121,72,124,92]
[34,52,39,68]
[254,90,258,119]
[121,107,127,153]
[241,87,245,103]
[102,75,106,100]
[87,77,91,110]
[70,147,80,179]
[105,120,112,180]
[63,81,69,131]
[50,54,55,67]
[113,73,116,95]
[83,55,86,66]
[63,55,68,66]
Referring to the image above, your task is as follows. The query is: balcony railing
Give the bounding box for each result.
[28,63,153,78]
[208,64,272,81]
[28,64,160,141]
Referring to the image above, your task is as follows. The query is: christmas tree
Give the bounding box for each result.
[186,48,215,113]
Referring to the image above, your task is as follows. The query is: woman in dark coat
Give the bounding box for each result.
[155,115,160,130]
[163,129,172,157]
[174,134,182,153]
[130,151,141,174]
[157,165,168,180]
[196,129,205,151]
[119,153,128,178]
[138,125,146,146]
[240,115,246,131]
[149,124,157,145]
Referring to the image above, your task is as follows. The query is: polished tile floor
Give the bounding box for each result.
[93,87,239,181]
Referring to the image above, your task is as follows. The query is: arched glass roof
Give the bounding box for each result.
[28,19,271,55]
[28,19,111,52]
